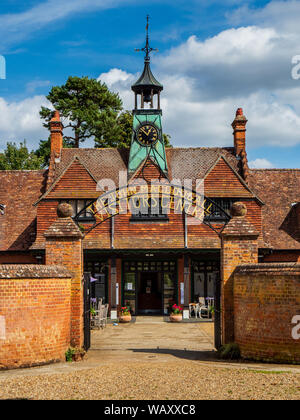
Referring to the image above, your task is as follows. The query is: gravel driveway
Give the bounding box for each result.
[0,318,299,400]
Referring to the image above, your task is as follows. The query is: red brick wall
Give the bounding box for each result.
[0,265,71,369]
[34,157,263,251]
[221,236,258,343]
[45,238,83,348]
[234,263,300,363]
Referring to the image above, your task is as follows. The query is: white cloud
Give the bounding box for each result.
[229,0,300,34]
[0,0,137,51]
[26,80,51,94]
[249,158,274,169]
[98,67,300,149]
[0,96,50,151]
[2,0,300,159]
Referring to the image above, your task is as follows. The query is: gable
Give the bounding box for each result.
[204,157,254,198]
[130,157,168,183]
[47,159,98,199]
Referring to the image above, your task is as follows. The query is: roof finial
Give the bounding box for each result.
[135,15,158,62]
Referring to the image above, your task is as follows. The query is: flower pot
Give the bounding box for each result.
[169,314,182,322]
[72,352,84,362]
[119,314,132,323]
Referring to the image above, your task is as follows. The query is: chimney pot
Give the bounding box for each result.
[232,107,248,156]
[49,110,63,159]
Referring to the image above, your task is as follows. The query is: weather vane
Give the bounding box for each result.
[135,15,158,61]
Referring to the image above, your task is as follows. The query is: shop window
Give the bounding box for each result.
[192,260,220,302]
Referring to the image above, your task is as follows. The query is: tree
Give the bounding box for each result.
[94,110,132,148]
[34,138,51,169]
[0,141,43,170]
[40,76,123,148]
[40,76,172,151]
[95,110,172,148]
[34,137,72,168]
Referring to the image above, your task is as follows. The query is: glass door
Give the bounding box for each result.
[163,272,177,315]
[123,272,136,315]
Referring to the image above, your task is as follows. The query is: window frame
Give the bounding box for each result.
[130,197,169,222]
[60,199,95,222]
[204,198,236,222]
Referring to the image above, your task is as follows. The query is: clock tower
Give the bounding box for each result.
[128,16,168,177]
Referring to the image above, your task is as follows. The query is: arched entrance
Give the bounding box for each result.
[77,182,231,351]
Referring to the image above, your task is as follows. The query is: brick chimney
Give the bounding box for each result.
[47,111,63,188]
[232,108,247,156]
[50,110,63,160]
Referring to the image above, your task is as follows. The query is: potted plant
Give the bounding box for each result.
[209,305,215,321]
[65,347,86,362]
[169,304,183,322]
[119,306,132,323]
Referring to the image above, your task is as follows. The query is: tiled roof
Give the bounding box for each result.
[0,170,47,251]
[52,147,240,184]
[221,216,259,237]
[248,169,300,250]
[2,148,299,253]
[44,217,84,238]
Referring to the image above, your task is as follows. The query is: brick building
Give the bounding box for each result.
[0,40,299,319]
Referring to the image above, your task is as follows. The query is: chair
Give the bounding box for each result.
[198,297,209,318]
[93,303,109,329]
[189,303,200,318]
[102,304,109,328]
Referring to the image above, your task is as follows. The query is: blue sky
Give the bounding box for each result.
[0,0,300,168]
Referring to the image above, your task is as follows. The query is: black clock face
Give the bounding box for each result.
[137,124,158,146]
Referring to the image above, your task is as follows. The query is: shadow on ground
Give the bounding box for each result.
[129,348,220,362]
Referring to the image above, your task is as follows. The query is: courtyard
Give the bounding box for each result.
[0,318,299,400]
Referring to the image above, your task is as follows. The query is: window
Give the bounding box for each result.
[60,200,95,222]
[204,198,236,222]
[130,197,168,222]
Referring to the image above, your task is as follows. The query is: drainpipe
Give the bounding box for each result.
[184,212,188,248]
[111,217,115,249]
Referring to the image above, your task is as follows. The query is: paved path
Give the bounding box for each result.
[0,317,299,400]
[88,317,215,364]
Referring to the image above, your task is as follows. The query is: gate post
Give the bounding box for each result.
[44,203,84,348]
[220,202,259,344]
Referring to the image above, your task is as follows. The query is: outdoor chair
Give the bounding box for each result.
[189,303,200,318]
[198,297,209,318]
[92,303,109,329]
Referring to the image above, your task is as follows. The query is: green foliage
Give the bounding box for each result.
[163,133,172,148]
[94,110,133,148]
[65,346,86,362]
[218,343,241,360]
[65,347,75,362]
[94,110,173,149]
[40,76,172,151]
[209,305,215,314]
[34,137,73,169]
[0,141,44,170]
[40,76,123,148]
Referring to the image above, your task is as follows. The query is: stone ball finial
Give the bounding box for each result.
[57,203,73,218]
[230,202,247,217]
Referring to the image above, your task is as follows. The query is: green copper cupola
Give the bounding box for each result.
[128,16,168,177]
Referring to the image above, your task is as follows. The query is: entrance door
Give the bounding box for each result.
[138,272,162,314]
